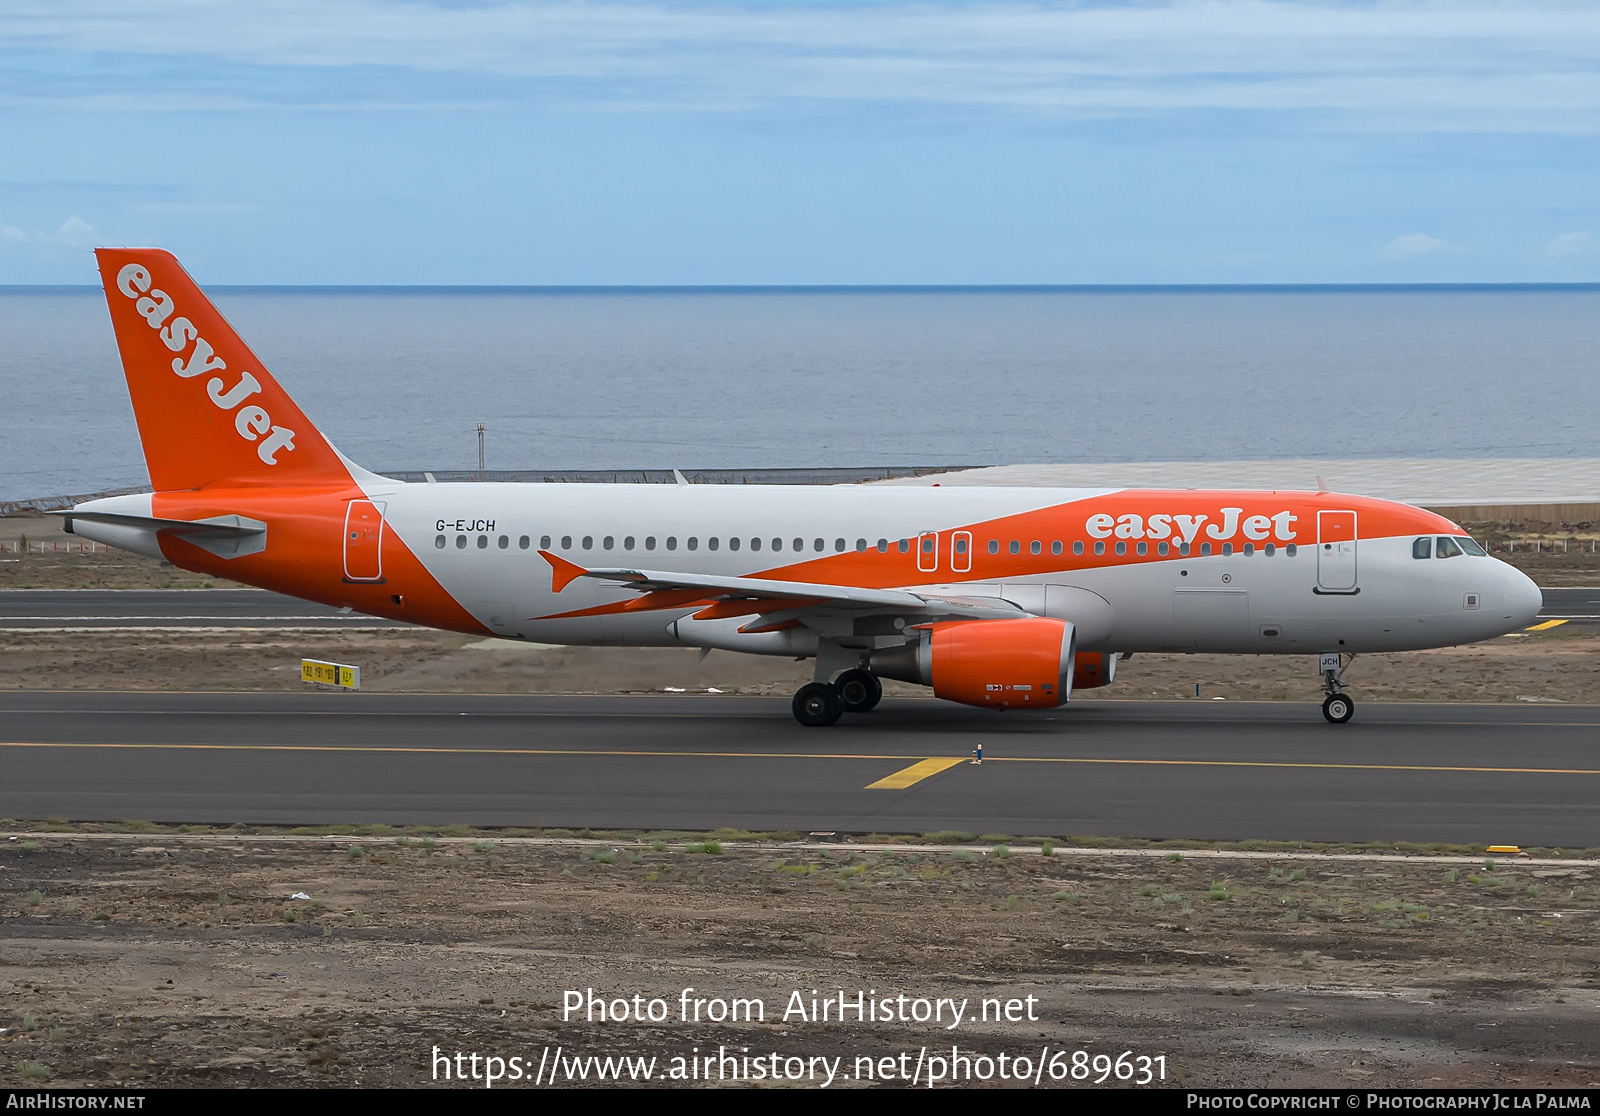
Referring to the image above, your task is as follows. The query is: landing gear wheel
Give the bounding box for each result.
[1322,693,1355,724]
[793,682,843,727]
[835,669,882,713]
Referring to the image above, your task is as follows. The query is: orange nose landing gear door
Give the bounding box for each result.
[343,500,387,583]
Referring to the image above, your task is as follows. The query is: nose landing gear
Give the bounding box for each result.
[1320,652,1355,723]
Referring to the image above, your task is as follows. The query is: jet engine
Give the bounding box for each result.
[1072,652,1118,689]
[871,616,1076,710]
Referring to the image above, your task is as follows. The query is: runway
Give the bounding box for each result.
[0,589,402,629]
[0,586,1592,629]
[3,692,1597,844]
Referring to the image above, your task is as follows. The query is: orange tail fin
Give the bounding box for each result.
[95,248,353,492]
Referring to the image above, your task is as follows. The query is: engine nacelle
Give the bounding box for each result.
[1072,652,1117,689]
[873,617,1076,710]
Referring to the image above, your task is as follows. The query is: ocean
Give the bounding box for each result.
[2,286,1597,503]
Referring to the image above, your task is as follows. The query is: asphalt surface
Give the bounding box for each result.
[3,692,1597,844]
[0,589,402,629]
[0,586,1592,629]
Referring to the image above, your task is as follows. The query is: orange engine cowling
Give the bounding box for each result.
[1072,652,1118,690]
[927,617,1076,710]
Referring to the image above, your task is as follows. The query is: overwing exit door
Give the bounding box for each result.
[343,499,386,582]
[1316,510,1357,592]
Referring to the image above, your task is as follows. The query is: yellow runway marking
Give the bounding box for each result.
[866,757,967,790]
[1526,619,1569,631]
[3,741,1600,778]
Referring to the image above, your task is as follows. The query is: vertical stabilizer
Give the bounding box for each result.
[95,248,353,492]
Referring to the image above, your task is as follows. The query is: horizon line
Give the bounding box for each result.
[5,281,1600,294]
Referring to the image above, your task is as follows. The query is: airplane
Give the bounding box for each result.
[58,248,1544,726]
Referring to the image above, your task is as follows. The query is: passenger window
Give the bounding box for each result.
[1030,541,1041,555]
[750,538,760,551]
[666,537,677,551]
[1201,543,1212,556]
[434,535,445,549]
[456,535,467,549]
[814,538,824,552]
[498,535,508,549]
[1242,543,1253,556]
[728,537,739,551]
[688,538,699,551]
[1413,537,1432,559]
[877,539,889,553]
[835,538,846,552]
[1264,543,1274,556]
[1221,543,1232,556]
[1157,542,1169,556]
[1179,542,1190,556]
[1115,541,1126,555]
[855,539,867,552]
[519,535,530,550]
[539,535,550,549]
[603,536,614,550]
[954,537,967,555]
[793,538,803,552]
[988,539,999,555]
[624,536,635,550]
[477,535,488,549]
[1051,541,1062,555]
[582,536,593,550]
[645,536,656,550]
[771,538,782,552]
[1285,543,1296,557]
[899,539,911,554]
[1457,536,1486,556]
[1136,541,1147,556]
[708,537,720,551]
[1435,536,1462,558]
[1073,541,1084,555]
[1009,540,1020,555]
[1094,541,1105,555]
[560,535,572,550]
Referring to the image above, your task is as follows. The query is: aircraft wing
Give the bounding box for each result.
[539,550,1025,620]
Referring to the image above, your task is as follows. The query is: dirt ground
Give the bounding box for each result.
[2,834,1598,1089]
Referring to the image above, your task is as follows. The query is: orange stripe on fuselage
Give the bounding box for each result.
[744,490,1456,588]
[527,490,1455,621]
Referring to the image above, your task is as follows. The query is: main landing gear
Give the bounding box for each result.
[792,669,882,727]
[1320,652,1355,724]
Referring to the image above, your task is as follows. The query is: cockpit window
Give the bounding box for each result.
[1456,535,1487,556]
[1412,537,1432,559]
[1435,536,1463,558]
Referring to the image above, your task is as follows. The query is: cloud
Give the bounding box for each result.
[1544,231,1595,258]
[2,1,1600,130]
[1381,233,1462,259]
[0,215,96,250]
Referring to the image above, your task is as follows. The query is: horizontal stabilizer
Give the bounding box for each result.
[53,509,267,559]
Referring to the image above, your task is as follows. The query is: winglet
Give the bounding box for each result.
[540,549,589,593]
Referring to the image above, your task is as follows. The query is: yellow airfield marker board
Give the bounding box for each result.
[301,660,360,689]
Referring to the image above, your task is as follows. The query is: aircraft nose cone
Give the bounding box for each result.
[1504,565,1543,629]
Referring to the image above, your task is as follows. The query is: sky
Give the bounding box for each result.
[1,0,1597,284]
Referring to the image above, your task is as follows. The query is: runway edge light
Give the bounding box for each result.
[301,659,360,690]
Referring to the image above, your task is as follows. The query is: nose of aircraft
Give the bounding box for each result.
[1500,562,1544,631]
